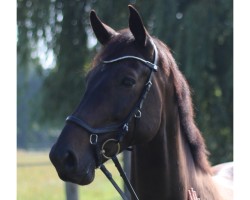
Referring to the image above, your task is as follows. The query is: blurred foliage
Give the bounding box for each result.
[40,0,90,125]
[17,0,232,164]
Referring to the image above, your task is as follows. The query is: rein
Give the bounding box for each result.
[66,40,158,200]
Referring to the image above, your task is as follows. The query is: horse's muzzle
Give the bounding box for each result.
[49,144,95,185]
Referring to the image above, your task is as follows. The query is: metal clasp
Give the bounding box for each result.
[90,134,98,145]
[146,81,152,91]
[134,110,142,118]
[123,123,129,132]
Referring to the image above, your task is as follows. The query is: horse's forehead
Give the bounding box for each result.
[103,41,137,58]
[91,32,152,73]
[96,30,145,56]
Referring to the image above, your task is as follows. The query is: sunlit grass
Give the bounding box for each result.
[17,150,123,200]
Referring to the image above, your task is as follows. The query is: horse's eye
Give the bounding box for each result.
[121,77,136,87]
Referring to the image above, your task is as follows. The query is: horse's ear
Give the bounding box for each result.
[90,10,117,45]
[128,5,148,46]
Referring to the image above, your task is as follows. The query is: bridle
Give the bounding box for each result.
[66,40,158,200]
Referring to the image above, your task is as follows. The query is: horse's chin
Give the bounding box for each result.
[58,165,96,185]
[78,171,95,185]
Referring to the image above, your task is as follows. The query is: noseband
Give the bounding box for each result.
[66,40,158,200]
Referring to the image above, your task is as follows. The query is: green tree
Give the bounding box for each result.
[17,0,48,147]
[41,0,90,125]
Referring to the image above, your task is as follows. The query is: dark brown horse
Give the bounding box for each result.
[49,5,233,200]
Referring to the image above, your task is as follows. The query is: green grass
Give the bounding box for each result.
[17,150,123,200]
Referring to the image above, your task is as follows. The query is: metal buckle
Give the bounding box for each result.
[90,134,98,145]
[134,110,142,118]
[146,81,152,91]
[123,123,129,132]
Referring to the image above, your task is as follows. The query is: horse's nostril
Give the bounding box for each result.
[63,151,77,171]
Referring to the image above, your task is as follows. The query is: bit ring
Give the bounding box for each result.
[101,139,120,159]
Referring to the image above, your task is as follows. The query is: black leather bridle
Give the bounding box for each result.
[66,40,158,200]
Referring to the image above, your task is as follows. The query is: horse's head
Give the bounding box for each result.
[49,6,163,185]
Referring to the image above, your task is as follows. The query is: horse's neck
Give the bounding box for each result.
[131,104,222,200]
